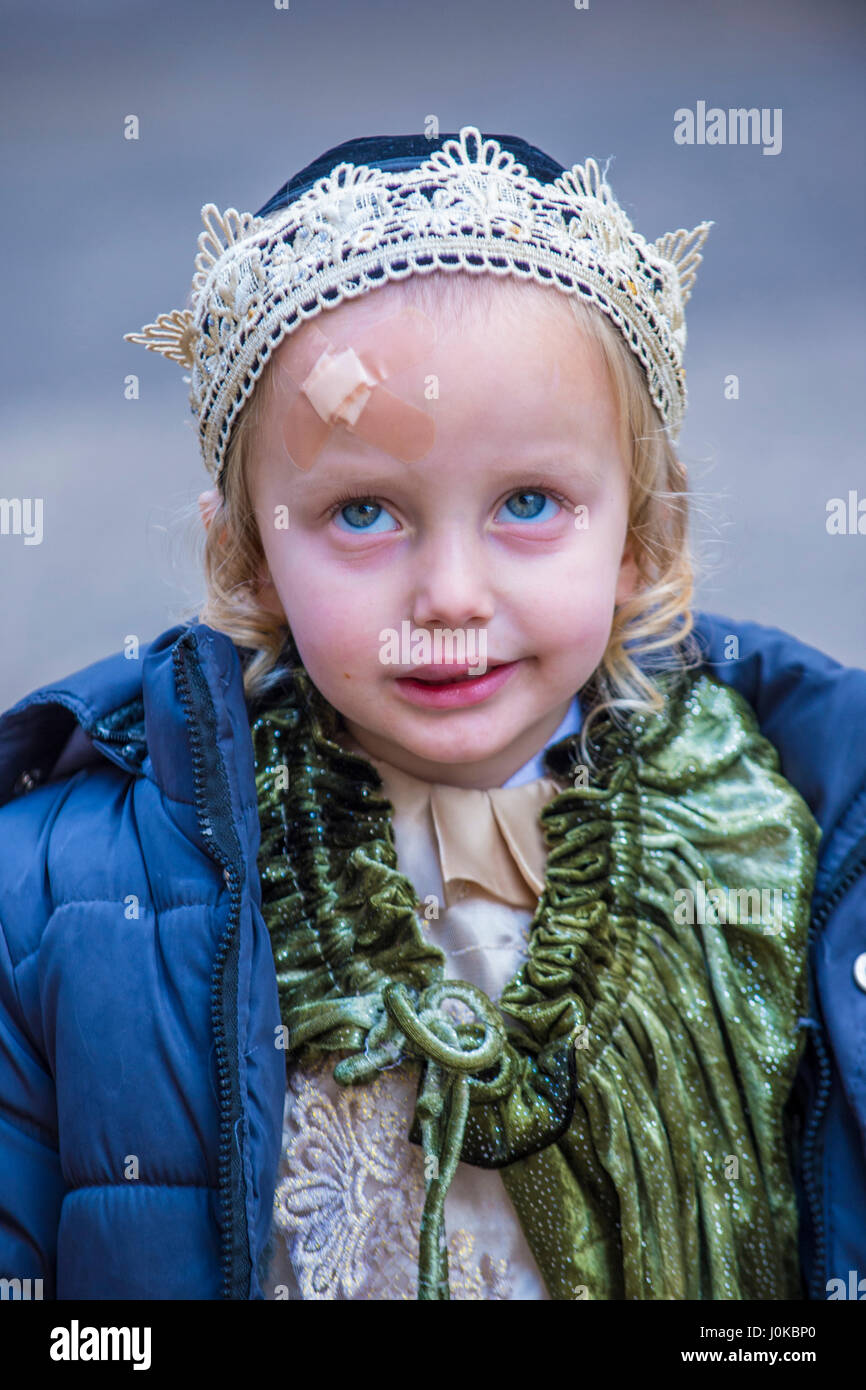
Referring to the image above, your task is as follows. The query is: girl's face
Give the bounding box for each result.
[245,284,639,788]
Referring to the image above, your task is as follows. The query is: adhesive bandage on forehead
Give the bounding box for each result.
[273,304,438,472]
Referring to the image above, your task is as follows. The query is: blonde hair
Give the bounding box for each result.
[178,271,704,770]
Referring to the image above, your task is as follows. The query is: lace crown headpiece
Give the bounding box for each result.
[125,126,712,487]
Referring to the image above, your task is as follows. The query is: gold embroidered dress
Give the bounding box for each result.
[251,656,821,1301]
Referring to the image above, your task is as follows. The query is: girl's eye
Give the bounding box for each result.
[330,488,564,532]
[496,490,561,524]
[332,500,399,533]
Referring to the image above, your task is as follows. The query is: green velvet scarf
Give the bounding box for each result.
[250,651,821,1300]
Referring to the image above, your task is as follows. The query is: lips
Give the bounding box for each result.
[393,659,520,709]
[404,663,501,684]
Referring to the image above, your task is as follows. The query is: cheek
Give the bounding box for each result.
[515,530,623,610]
[513,542,622,658]
[263,539,385,674]
[546,593,617,658]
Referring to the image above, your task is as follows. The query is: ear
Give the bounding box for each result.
[198,488,221,532]
[198,487,234,551]
[615,537,640,606]
[201,487,286,621]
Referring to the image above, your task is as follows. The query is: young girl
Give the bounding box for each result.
[1,127,864,1302]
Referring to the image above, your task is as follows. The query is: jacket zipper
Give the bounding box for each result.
[173,634,251,1299]
[801,830,866,1300]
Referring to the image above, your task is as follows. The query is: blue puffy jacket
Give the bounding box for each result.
[0,613,864,1300]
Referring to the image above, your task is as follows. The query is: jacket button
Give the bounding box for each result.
[13,768,42,795]
[854,953,866,993]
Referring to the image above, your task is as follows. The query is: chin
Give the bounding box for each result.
[399,728,508,766]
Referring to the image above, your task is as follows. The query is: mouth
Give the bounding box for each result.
[393,659,521,709]
[404,662,503,684]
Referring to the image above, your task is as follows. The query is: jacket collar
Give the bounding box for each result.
[0,621,247,809]
[690,610,866,848]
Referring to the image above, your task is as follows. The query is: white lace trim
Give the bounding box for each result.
[265,1057,520,1301]
[124,125,711,481]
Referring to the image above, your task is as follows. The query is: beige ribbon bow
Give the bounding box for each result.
[339,734,563,910]
[425,776,562,908]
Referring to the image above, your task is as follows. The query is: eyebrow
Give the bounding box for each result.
[293,453,607,496]
[501,456,607,486]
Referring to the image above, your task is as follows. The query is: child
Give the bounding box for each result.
[1,127,864,1302]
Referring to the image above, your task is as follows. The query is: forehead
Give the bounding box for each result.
[273,271,597,354]
[250,274,623,490]
[269,281,610,400]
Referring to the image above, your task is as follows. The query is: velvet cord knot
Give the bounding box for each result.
[331,980,506,1298]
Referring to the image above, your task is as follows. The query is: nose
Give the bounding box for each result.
[409,526,495,630]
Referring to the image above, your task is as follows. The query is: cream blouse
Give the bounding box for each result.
[262,699,582,1300]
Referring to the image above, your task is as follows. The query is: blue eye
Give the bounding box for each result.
[497,490,560,524]
[333,501,398,533]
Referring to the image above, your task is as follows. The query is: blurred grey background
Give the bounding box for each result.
[1,0,864,711]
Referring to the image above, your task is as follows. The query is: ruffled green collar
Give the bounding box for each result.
[252,648,820,1300]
